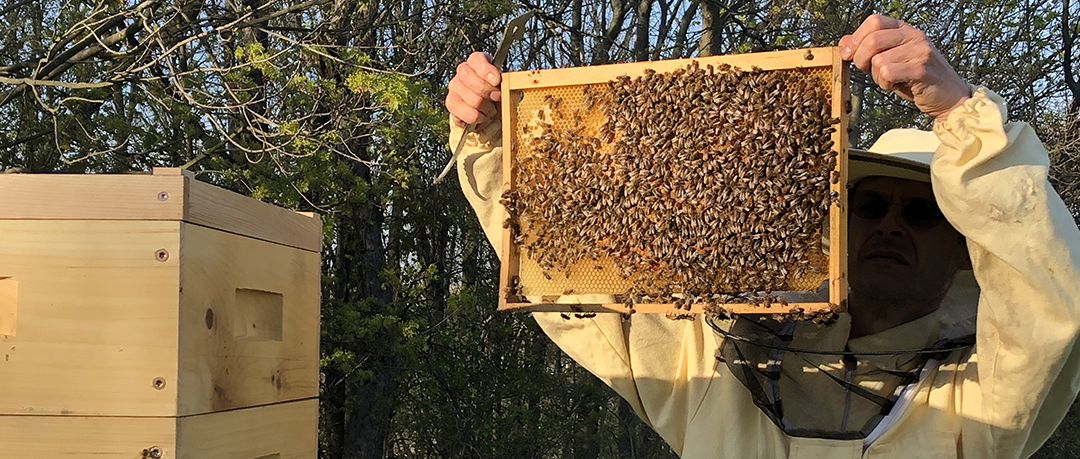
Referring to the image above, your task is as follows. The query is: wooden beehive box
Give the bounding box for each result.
[499,47,849,316]
[0,168,320,458]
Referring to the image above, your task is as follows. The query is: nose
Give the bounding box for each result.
[874,204,906,237]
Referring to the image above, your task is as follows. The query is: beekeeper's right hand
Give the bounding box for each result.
[446,52,502,129]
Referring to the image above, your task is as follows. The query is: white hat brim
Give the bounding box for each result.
[849,128,937,184]
[849,149,931,184]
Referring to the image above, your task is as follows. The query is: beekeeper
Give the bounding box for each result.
[445,14,1080,459]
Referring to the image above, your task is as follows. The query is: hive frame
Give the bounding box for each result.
[498,47,849,315]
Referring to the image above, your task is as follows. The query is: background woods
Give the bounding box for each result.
[0,1,1077,458]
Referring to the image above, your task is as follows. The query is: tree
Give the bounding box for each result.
[3,1,1079,457]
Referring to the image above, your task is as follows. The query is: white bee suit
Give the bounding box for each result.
[448,87,1080,459]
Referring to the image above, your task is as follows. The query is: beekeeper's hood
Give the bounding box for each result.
[852,128,980,327]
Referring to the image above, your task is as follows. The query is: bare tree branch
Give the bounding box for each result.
[0,77,112,89]
[671,0,699,58]
[1066,0,1079,113]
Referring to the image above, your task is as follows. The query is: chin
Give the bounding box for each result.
[851,272,919,299]
[855,260,915,279]
[855,285,913,302]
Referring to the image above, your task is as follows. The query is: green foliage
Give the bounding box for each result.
[346,71,412,113]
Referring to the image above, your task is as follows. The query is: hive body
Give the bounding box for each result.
[499,47,850,316]
[0,169,320,458]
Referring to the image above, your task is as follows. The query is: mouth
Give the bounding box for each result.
[863,249,911,265]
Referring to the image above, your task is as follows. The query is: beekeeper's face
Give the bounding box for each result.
[848,176,970,303]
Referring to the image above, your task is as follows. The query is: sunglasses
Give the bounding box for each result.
[850,190,946,229]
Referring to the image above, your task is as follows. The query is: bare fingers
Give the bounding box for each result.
[840,14,904,60]
[838,14,970,120]
[446,80,498,127]
[466,51,502,99]
[446,51,503,127]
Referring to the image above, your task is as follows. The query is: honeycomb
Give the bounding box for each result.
[507,66,838,299]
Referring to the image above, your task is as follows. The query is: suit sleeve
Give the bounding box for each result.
[930,87,1080,457]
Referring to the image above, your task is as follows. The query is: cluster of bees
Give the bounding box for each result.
[503,61,839,307]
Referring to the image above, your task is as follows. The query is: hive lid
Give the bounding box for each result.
[0,168,321,252]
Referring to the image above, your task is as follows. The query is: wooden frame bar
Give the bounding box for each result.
[498,47,849,316]
[830,52,852,311]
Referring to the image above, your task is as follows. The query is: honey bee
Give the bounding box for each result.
[512,61,836,314]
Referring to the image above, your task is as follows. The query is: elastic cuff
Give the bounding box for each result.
[933,86,1008,145]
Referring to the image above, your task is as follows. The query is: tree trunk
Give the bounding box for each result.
[570,0,585,66]
[698,0,722,56]
[342,160,399,459]
[591,0,630,65]
[670,1,699,58]
[632,0,652,61]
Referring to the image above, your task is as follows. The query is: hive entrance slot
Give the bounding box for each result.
[0,277,16,336]
[233,288,283,341]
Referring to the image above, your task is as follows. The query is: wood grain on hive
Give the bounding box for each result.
[498,47,850,316]
[0,168,320,458]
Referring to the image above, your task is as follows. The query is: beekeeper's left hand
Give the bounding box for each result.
[839,14,971,122]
